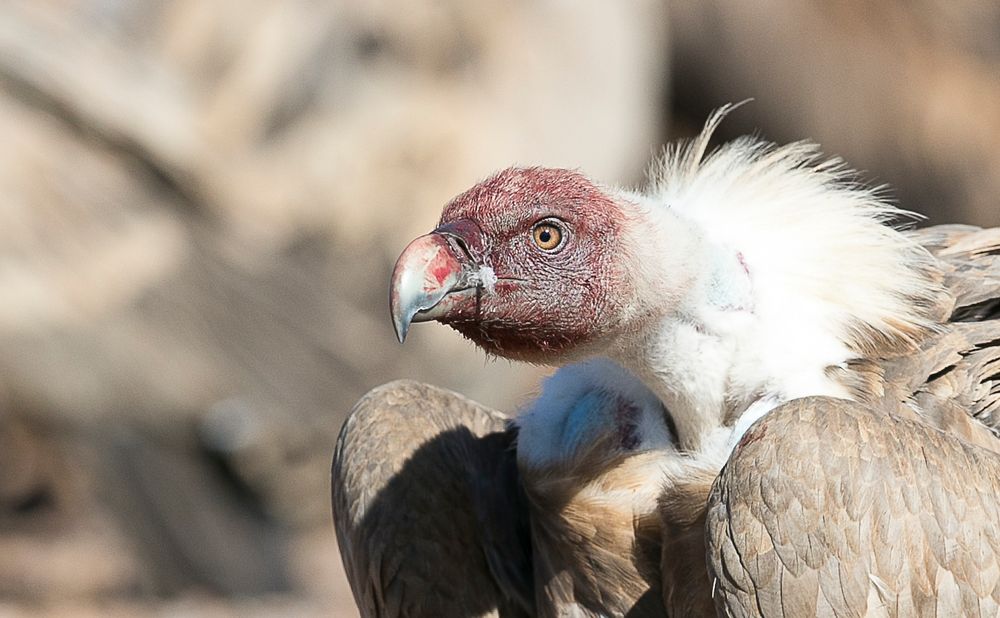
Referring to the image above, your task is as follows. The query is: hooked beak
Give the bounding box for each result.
[389,229,479,343]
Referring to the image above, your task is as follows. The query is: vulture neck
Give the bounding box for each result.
[612,220,854,451]
[605,114,943,452]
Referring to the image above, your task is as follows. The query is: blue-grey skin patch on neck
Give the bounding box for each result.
[556,388,646,457]
[557,389,610,459]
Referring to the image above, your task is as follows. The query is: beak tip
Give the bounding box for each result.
[390,296,411,344]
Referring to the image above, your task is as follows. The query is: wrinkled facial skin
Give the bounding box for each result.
[433,167,633,363]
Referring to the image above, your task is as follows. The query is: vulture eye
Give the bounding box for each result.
[531,221,564,252]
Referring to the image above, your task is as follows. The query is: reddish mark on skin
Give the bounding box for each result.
[427,250,457,287]
[737,251,750,277]
[431,263,451,286]
[719,250,753,313]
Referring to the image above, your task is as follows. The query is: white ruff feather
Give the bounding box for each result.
[607,106,944,450]
[515,107,944,479]
[652,106,940,352]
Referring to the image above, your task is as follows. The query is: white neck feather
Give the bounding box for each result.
[606,107,942,449]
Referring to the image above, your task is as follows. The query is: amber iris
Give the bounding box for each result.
[532,222,563,251]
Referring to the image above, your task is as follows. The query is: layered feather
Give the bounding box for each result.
[649,106,946,360]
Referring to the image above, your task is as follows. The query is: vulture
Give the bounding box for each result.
[334,108,1000,616]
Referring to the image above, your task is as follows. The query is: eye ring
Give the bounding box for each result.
[531,220,565,252]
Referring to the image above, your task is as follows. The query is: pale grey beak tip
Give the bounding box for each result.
[393,313,410,344]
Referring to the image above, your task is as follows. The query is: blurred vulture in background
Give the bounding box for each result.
[333,117,1000,616]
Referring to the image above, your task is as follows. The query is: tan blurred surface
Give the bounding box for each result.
[669,0,1000,227]
[0,0,997,616]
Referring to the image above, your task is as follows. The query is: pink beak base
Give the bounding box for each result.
[389,233,473,342]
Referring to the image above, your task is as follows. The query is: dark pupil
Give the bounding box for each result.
[539,230,551,243]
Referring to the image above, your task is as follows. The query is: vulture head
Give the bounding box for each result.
[389,165,672,363]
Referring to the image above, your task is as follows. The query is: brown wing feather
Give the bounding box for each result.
[833,225,1000,447]
[707,398,1000,617]
[332,380,533,617]
[658,466,718,618]
[524,451,668,618]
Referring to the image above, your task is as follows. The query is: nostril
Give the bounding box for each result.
[444,234,474,261]
[433,218,484,259]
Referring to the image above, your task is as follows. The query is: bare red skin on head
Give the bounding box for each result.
[433,167,635,363]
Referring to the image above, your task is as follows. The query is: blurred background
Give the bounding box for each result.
[0,0,997,615]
